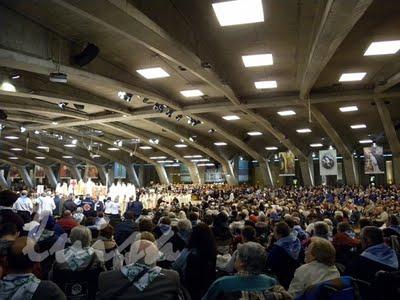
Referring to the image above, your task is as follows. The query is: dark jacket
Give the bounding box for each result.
[63,200,77,213]
[33,281,66,300]
[115,220,139,246]
[97,268,181,300]
[0,208,25,232]
[126,200,143,217]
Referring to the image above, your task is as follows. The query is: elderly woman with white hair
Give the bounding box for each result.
[97,239,182,299]
[202,242,277,300]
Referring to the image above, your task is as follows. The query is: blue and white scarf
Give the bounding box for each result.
[361,243,398,269]
[275,233,301,260]
[0,274,40,300]
[121,263,162,291]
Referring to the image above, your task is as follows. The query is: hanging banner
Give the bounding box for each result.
[34,166,45,178]
[114,162,126,179]
[59,165,72,178]
[319,149,338,176]
[9,166,20,178]
[279,151,295,176]
[364,146,384,174]
[86,165,99,179]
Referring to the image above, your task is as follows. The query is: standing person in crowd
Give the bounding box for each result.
[0,190,25,232]
[288,237,340,298]
[62,194,77,213]
[37,191,56,215]
[126,196,143,218]
[266,221,302,289]
[13,190,33,218]
[0,237,66,300]
[93,196,105,213]
[53,193,62,217]
[81,194,95,217]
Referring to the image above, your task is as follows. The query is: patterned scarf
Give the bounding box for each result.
[275,233,301,260]
[361,243,398,269]
[121,263,162,291]
[57,246,95,271]
[0,274,41,300]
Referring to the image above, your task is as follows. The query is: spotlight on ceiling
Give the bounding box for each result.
[149,138,159,145]
[0,124,4,131]
[11,74,20,80]
[152,103,166,113]
[20,126,26,133]
[58,102,68,110]
[189,135,197,142]
[34,130,40,135]
[49,72,68,83]
[175,114,183,122]
[114,140,123,147]
[117,91,133,102]
[0,81,16,92]
[208,128,215,134]
[189,118,201,126]
[165,108,175,118]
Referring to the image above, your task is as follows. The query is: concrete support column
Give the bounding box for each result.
[108,167,114,187]
[259,160,274,187]
[0,171,9,189]
[186,163,202,184]
[221,160,238,185]
[299,156,314,186]
[155,164,169,185]
[44,166,57,188]
[17,166,33,188]
[343,157,359,186]
[70,165,82,181]
[376,100,400,184]
[138,165,145,187]
[98,166,107,185]
[125,164,141,187]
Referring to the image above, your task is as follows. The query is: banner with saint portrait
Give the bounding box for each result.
[8,166,20,179]
[59,164,72,178]
[114,162,126,179]
[319,149,338,176]
[364,146,384,174]
[86,165,99,179]
[279,151,295,176]
[34,165,45,178]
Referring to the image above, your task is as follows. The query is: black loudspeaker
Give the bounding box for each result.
[0,110,7,120]
[73,43,99,67]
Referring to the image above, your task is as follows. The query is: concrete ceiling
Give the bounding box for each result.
[0,0,400,183]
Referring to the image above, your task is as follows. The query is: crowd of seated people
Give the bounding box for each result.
[0,184,399,300]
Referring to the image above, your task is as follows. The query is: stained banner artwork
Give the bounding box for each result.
[279,151,295,176]
[364,146,384,174]
[319,149,338,176]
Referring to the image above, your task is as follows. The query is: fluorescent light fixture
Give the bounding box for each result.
[36,146,48,150]
[10,148,23,151]
[91,154,101,158]
[175,144,188,148]
[296,128,312,133]
[150,156,167,160]
[180,89,204,97]
[64,144,76,148]
[5,136,19,140]
[35,156,46,160]
[139,146,152,150]
[52,121,58,125]
[339,105,358,112]
[136,67,170,79]
[310,143,323,148]
[364,40,400,56]
[351,124,367,129]
[265,146,278,150]
[277,110,296,116]
[339,72,366,82]
[0,82,16,92]
[184,155,203,158]
[157,160,174,163]
[197,163,215,167]
[212,0,264,27]
[359,139,373,144]
[242,53,273,67]
[62,155,73,159]
[254,80,277,89]
[222,115,240,121]
[8,157,18,160]
[191,158,209,162]
[214,142,227,146]
[165,163,180,167]
[107,147,119,151]
[247,131,262,136]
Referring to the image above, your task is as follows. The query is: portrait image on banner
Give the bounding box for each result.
[86,165,99,179]
[114,162,126,179]
[8,166,20,179]
[34,166,45,178]
[319,149,338,176]
[59,164,72,178]
[364,146,384,174]
[279,151,295,176]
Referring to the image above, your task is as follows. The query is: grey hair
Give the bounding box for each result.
[70,225,92,248]
[236,242,266,274]
[177,219,192,232]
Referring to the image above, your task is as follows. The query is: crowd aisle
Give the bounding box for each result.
[0,184,399,300]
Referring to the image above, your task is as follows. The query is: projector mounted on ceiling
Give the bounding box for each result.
[49,72,68,83]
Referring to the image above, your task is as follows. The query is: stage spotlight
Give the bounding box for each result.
[34,130,40,135]
[20,126,26,133]
[0,124,4,131]
[149,138,159,145]
[189,136,196,142]
[166,108,175,118]
[117,91,133,102]
[208,128,215,134]
[71,139,77,145]
[175,114,183,121]
[58,102,68,110]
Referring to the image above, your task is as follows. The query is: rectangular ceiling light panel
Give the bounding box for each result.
[364,40,400,56]
[339,72,366,82]
[136,67,170,79]
[212,0,264,27]
[254,80,277,89]
[242,53,273,67]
